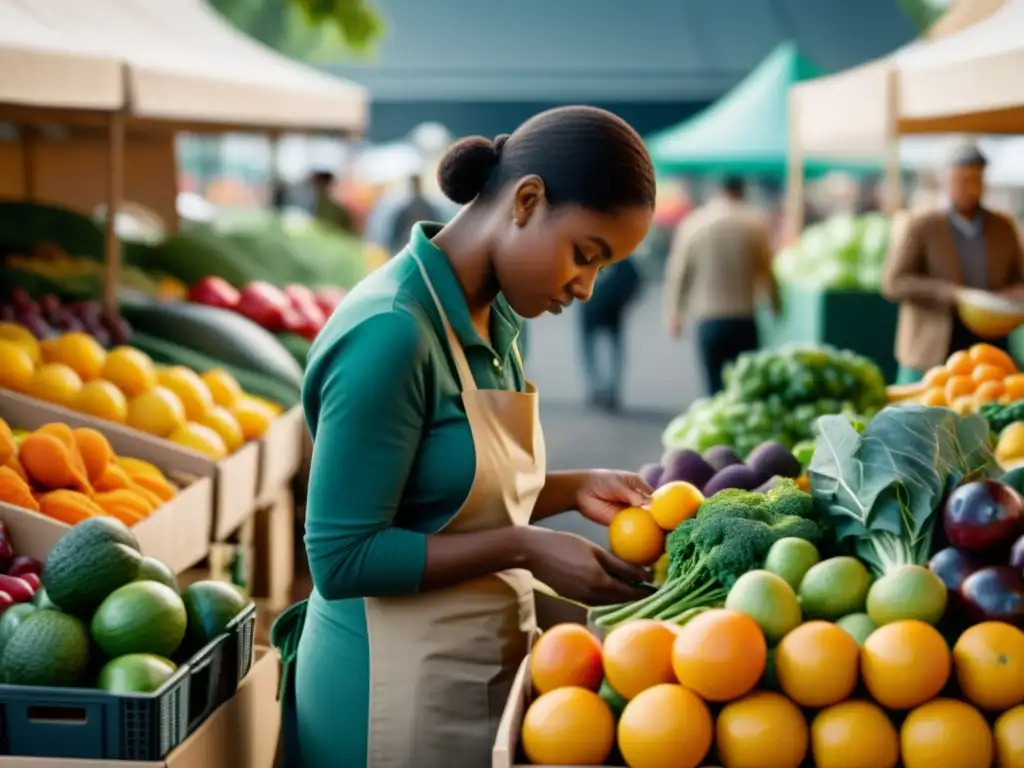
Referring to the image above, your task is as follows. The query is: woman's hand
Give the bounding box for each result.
[576,469,652,526]
[519,527,654,606]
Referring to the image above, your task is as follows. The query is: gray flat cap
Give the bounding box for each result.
[948,142,988,168]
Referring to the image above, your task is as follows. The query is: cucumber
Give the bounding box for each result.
[130,331,301,408]
[275,332,311,368]
[118,296,303,389]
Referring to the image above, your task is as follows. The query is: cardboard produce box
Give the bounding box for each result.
[0,646,282,768]
[0,390,257,541]
[256,405,304,507]
[0,397,212,572]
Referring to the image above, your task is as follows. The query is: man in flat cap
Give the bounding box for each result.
[883,142,1024,383]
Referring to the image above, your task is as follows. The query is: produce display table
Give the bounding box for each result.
[757,285,899,383]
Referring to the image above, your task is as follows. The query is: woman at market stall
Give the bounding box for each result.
[272,106,658,768]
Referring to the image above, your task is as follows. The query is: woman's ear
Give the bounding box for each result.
[512,176,546,228]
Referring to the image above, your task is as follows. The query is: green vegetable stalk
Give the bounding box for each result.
[591,481,824,630]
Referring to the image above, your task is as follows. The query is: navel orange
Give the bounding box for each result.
[716,691,809,768]
[617,684,712,768]
[671,609,766,702]
[601,619,677,700]
[530,624,603,694]
[774,620,860,708]
[900,698,993,768]
[811,700,899,768]
[861,620,950,710]
[953,620,1024,712]
[521,686,614,765]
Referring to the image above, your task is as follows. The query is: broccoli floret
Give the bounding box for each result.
[591,482,822,629]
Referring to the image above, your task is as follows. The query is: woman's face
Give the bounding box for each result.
[494,177,652,319]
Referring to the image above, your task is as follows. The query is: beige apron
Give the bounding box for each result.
[362,255,546,768]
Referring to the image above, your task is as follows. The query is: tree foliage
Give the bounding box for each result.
[897,0,947,32]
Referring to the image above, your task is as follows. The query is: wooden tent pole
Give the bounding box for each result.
[102,112,125,317]
[786,90,805,241]
[882,67,903,214]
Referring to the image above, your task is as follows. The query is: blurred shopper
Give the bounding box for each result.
[579,255,642,411]
[310,170,357,234]
[366,174,446,257]
[883,143,1024,384]
[664,176,780,394]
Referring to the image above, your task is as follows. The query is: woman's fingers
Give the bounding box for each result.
[595,548,653,585]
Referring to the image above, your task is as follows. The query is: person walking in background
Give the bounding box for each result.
[387,174,443,256]
[579,255,642,412]
[664,176,781,395]
[883,143,1024,384]
[310,170,358,235]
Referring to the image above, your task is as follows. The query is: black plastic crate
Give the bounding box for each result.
[0,602,257,760]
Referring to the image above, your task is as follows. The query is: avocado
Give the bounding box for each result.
[136,556,178,593]
[181,580,250,648]
[3,610,91,686]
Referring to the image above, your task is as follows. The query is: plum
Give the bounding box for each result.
[746,441,801,484]
[638,463,663,489]
[960,566,1024,627]
[929,546,983,593]
[703,445,742,473]
[944,480,1023,553]
[661,449,715,491]
[703,464,761,497]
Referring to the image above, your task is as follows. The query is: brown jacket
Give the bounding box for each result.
[882,208,1024,370]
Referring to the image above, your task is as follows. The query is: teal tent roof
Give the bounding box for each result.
[647,42,869,177]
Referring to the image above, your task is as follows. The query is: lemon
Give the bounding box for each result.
[101,347,157,398]
[127,386,186,438]
[157,366,214,422]
[0,322,41,364]
[168,422,228,461]
[26,363,83,407]
[200,369,243,409]
[198,407,244,453]
[0,340,35,393]
[39,332,106,381]
[73,380,129,423]
[230,396,276,440]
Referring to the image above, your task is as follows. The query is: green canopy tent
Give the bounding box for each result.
[647,42,877,177]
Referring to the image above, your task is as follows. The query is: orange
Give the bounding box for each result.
[861,620,950,710]
[811,700,899,768]
[601,619,677,700]
[671,609,766,702]
[201,369,244,409]
[168,422,228,460]
[521,686,614,766]
[716,691,808,768]
[973,363,1008,384]
[1005,373,1024,402]
[923,366,950,388]
[945,350,974,375]
[900,698,993,768]
[26,363,82,407]
[157,366,214,421]
[975,379,1006,404]
[919,388,948,407]
[648,481,703,531]
[0,340,35,393]
[126,386,187,438]
[530,624,603,694]
[230,396,276,440]
[72,380,129,423]
[944,374,976,402]
[969,342,1017,373]
[774,621,860,708]
[198,406,245,453]
[0,322,41,363]
[101,346,157,398]
[617,684,712,768]
[608,507,665,566]
[40,332,106,381]
[995,706,1024,768]
[953,621,1024,712]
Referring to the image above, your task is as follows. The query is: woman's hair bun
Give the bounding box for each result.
[436,135,502,204]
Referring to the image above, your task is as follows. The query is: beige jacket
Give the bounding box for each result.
[882,207,1024,370]
[664,198,780,326]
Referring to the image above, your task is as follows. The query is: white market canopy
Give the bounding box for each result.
[791,0,1006,157]
[1,0,367,132]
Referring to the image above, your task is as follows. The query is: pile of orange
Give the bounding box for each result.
[913,343,1022,414]
[608,481,704,569]
[519,614,1024,768]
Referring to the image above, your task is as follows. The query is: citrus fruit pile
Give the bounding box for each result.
[890,343,1021,415]
[0,322,280,458]
[519,614,1024,768]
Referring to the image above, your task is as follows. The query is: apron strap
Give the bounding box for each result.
[412,253,478,393]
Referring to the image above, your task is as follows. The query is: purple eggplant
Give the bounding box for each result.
[960,566,1024,627]
[944,480,1024,553]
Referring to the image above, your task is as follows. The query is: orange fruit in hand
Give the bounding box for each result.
[601,619,677,700]
[617,684,712,768]
[994,706,1024,768]
[969,342,1016,373]
[521,687,614,766]
[716,691,809,768]
[944,374,976,402]
[861,620,950,710]
[648,481,703,531]
[775,621,860,708]
[953,621,1024,712]
[945,349,974,375]
[900,699,993,768]
[811,700,899,768]
[672,609,766,702]
[609,507,665,566]
[530,624,603,694]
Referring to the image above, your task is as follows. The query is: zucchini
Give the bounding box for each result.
[118,295,303,390]
[275,333,311,368]
[130,331,301,408]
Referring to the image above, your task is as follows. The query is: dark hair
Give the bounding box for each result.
[722,176,746,197]
[949,142,987,169]
[436,106,656,212]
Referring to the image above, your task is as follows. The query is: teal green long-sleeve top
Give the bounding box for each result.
[301,222,526,600]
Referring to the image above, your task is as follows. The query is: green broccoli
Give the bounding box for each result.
[591,480,820,629]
